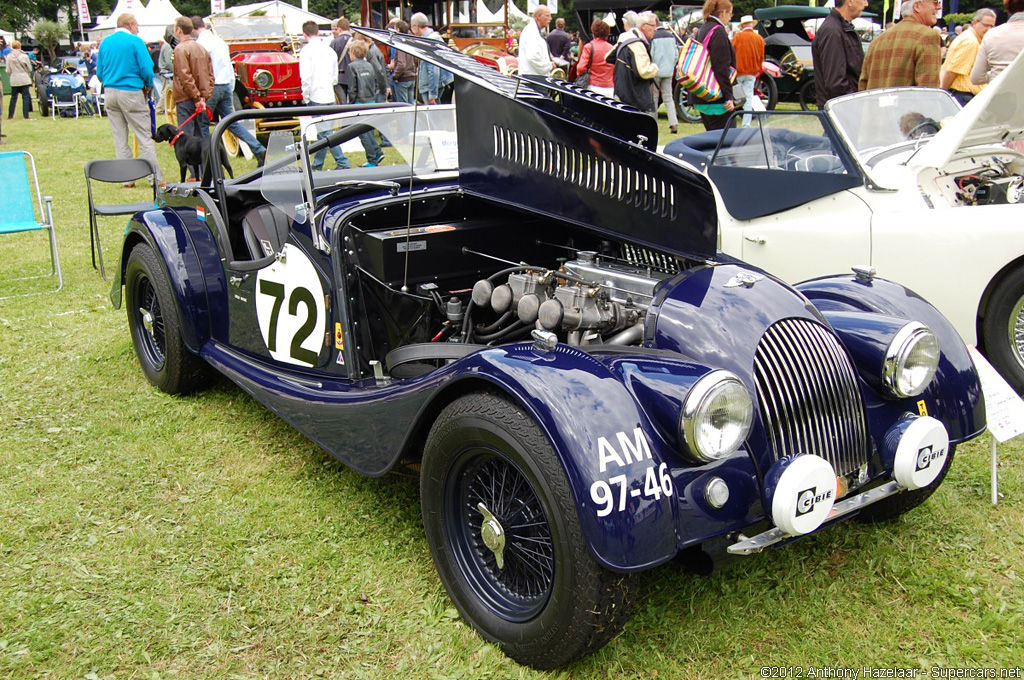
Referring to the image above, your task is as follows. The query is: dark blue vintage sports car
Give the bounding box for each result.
[111,29,986,669]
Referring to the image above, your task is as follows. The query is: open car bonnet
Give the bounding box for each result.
[912,49,1024,170]
[353,27,720,262]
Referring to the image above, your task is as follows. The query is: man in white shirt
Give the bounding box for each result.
[299,20,349,170]
[191,16,266,163]
[518,5,554,76]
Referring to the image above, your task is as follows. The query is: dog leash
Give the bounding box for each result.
[169,103,210,146]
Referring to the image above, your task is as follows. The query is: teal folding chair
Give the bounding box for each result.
[0,150,63,299]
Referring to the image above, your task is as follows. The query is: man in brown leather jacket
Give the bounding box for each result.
[171,15,213,139]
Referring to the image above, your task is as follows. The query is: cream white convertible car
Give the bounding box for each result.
[664,52,1024,390]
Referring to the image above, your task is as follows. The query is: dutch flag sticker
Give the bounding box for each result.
[196,206,206,222]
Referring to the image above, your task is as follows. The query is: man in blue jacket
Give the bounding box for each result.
[410,13,454,103]
[97,13,163,185]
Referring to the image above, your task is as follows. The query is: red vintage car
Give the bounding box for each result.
[209,16,304,132]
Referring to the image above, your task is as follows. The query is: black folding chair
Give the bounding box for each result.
[84,158,158,280]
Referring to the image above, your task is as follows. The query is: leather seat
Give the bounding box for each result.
[242,204,292,260]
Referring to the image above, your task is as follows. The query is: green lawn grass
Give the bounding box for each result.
[1,110,1022,680]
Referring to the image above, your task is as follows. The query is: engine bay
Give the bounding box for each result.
[340,194,693,372]
[923,151,1024,207]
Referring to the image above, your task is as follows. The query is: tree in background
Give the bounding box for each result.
[3,0,105,33]
[33,18,68,61]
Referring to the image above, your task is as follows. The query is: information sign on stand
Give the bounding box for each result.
[968,347,1024,504]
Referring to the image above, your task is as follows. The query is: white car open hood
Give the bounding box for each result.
[912,49,1024,170]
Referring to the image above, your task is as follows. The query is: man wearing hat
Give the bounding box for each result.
[732,15,764,127]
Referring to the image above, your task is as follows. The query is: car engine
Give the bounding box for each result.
[466,249,677,347]
[955,170,1024,206]
[929,154,1024,206]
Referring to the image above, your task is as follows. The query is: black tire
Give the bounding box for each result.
[982,267,1024,393]
[673,82,702,125]
[124,243,210,395]
[756,73,778,110]
[856,446,955,523]
[421,393,632,669]
[798,79,818,111]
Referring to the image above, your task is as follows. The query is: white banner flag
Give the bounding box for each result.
[78,0,91,23]
[212,0,225,13]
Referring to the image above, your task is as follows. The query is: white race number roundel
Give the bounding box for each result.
[255,244,326,367]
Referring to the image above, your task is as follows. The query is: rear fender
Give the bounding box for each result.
[110,208,226,352]
[445,343,704,572]
[797,274,986,442]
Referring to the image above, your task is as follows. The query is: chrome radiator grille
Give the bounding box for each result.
[753,318,870,477]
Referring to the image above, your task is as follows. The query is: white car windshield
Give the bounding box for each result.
[828,89,961,164]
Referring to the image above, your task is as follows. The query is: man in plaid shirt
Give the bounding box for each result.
[859,0,942,90]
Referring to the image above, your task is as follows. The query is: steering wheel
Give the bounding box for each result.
[906,119,940,139]
[62,62,78,74]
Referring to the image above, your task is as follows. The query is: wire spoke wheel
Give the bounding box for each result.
[982,267,1024,392]
[132,273,166,370]
[446,449,554,621]
[1008,294,1024,372]
[421,393,632,669]
[124,243,210,395]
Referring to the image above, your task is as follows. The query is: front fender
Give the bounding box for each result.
[109,208,225,353]
[448,343,699,573]
[797,274,986,443]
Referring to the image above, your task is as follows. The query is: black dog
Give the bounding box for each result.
[154,124,234,185]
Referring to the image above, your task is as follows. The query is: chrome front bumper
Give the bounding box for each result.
[727,481,902,555]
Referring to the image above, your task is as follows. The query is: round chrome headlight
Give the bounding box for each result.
[253,69,274,90]
[882,322,939,398]
[680,371,753,462]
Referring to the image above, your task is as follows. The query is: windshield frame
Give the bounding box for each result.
[826,87,961,169]
[282,104,459,253]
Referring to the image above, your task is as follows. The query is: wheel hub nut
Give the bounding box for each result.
[140,308,154,334]
[476,502,506,570]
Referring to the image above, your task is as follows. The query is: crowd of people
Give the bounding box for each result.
[5,0,1021,159]
[816,0,1023,108]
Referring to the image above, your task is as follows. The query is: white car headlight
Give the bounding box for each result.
[882,322,939,398]
[680,370,753,462]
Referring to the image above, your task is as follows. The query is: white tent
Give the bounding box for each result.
[145,0,181,29]
[91,0,179,42]
[92,0,151,34]
[214,0,330,34]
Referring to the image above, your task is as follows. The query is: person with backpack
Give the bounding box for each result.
[331,17,354,104]
[692,0,737,131]
[649,20,680,132]
[608,11,659,117]
[577,19,615,98]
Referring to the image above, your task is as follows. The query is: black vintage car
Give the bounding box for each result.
[754,5,830,110]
